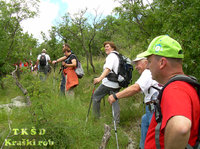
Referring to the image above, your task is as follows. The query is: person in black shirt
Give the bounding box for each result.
[52,43,79,96]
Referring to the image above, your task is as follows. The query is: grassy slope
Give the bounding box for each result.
[0,57,144,148]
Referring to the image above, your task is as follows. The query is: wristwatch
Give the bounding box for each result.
[112,93,118,101]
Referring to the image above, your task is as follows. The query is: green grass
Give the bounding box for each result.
[0,58,144,148]
[0,76,23,104]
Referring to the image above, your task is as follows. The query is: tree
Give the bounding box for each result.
[57,9,103,73]
[0,0,39,88]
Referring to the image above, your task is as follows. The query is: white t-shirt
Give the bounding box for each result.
[135,69,161,103]
[37,53,50,65]
[102,51,120,89]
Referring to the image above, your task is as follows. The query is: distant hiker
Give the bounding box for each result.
[108,53,161,149]
[29,60,34,72]
[139,35,200,149]
[52,47,67,95]
[23,59,29,68]
[52,43,78,96]
[19,61,24,69]
[93,41,121,123]
[36,49,51,80]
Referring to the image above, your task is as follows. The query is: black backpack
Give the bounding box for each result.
[154,75,200,149]
[106,52,133,88]
[40,55,46,66]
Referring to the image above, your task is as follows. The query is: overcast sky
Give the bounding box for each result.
[20,0,152,43]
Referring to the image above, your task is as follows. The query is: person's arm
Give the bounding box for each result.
[164,115,191,149]
[93,68,111,85]
[36,59,39,68]
[108,83,141,104]
[62,59,77,68]
[52,56,67,64]
[47,55,51,64]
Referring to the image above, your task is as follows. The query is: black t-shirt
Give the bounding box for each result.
[64,54,77,66]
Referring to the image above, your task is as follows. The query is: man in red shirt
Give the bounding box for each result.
[140,35,199,149]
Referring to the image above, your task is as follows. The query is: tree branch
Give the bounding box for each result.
[99,124,111,149]
[11,66,31,105]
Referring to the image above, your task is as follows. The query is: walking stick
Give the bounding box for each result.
[53,64,56,89]
[85,84,95,123]
[112,104,119,149]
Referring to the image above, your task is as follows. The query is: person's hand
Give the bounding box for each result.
[108,94,116,105]
[52,60,57,64]
[62,61,66,66]
[93,77,101,85]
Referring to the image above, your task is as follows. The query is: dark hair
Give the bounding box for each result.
[103,41,117,51]
[64,43,70,49]
[63,43,71,53]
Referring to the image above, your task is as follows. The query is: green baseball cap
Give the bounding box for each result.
[140,35,184,58]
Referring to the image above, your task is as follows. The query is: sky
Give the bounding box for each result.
[20,0,120,43]
[21,0,152,43]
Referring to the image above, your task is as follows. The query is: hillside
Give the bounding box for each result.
[0,59,144,149]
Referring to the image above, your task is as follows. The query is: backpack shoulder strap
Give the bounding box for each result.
[164,75,200,88]
[110,51,121,60]
[108,51,121,74]
[69,54,79,67]
[157,75,200,101]
[155,74,200,149]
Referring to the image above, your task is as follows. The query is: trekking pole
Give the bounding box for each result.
[85,84,96,123]
[112,103,119,149]
[53,64,56,90]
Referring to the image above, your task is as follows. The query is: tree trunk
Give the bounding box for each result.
[88,42,96,73]
[99,124,111,149]
[11,66,31,105]
[85,51,89,73]
[89,52,95,73]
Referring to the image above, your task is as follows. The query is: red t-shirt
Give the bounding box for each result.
[145,81,200,149]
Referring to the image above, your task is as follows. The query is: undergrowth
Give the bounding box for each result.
[0,57,144,149]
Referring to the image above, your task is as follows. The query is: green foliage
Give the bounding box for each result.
[112,0,200,78]
[0,75,22,104]
[0,57,144,148]
[1,0,200,146]
[1,0,200,79]
[0,0,39,87]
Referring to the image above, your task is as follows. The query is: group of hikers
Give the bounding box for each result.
[35,35,199,149]
[36,44,80,96]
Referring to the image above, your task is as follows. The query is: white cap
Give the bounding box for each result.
[132,53,147,64]
[42,49,46,53]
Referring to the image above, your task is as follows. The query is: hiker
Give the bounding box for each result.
[108,53,161,149]
[36,49,51,80]
[52,46,67,95]
[139,35,200,149]
[52,43,78,96]
[93,41,121,123]
[19,61,24,69]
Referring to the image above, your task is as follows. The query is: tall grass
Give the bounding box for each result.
[0,57,144,148]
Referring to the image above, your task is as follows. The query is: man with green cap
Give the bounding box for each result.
[140,35,199,149]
